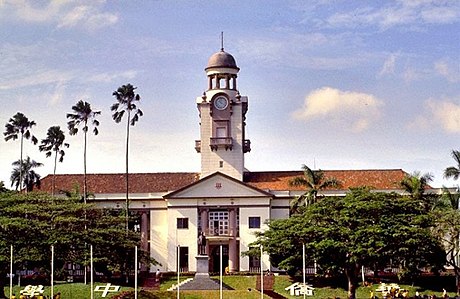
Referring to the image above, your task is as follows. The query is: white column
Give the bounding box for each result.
[228,208,237,272]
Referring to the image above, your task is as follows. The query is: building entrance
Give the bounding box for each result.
[209,244,229,273]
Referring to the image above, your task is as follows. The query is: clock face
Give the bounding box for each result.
[214,96,229,110]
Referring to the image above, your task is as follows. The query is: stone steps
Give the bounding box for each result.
[168,275,232,291]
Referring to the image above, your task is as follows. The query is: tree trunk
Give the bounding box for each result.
[19,134,23,193]
[125,111,130,232]
[52,150,58,197]
[455,270,460,294]
[83,128,87,204]
[345,264,360,299]
[0,275,8,299]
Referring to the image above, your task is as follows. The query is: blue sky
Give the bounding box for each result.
[0,0,459,188]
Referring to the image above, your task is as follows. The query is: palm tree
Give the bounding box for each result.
[111,83,143,231]
[400,171,436,211]
[4,112,38,192]
[445,150,460,181]
[10,156,43,192]
[400,171,433,199]
[66,100,101,204]
[289,164,340,213]
[39,126,70,196]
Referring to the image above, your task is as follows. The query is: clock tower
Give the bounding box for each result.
[195,47,250,180]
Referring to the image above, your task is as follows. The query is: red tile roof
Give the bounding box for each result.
[38,169,409,195]
[244,169,408,191]
[38,173,200,194]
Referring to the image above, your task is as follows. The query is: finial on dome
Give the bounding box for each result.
[220,31,224,51]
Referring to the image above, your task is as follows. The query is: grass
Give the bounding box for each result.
[3,275,458,298]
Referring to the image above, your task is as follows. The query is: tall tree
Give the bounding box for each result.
[10,156,43,192]
[444,150,460,181]
[433,187,460,293]
[111,84,143,231]
[288,164,340,213]
[4,112,38,192]
[39,126,70,196]
[399,171,436,211]
[0,191,155,299]
[253,188,446,299]
[66,100,101,203]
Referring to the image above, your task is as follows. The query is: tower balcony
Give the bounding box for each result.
[243,139,251,153]
[195,140,201,153]
[210,137,233,151]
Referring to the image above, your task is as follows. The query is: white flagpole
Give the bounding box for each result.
[9,245,13,299]
[220,245,223,299]
[303,243,306,299]
[177,245,180,299]
[135,246,138,299]
[51,245,54,299]
[90,245,94,299]
[260,245,263,299]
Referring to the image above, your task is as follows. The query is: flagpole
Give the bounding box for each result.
[10,245,13,299]
[260,245,263,299]
[303,243,306,299]
[135,246,138,299]
[91,245,94,299]
[177,245,180,299]
[51,245,54,299]
[220,244,223,299]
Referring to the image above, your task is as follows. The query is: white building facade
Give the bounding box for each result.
[40,48,425,275]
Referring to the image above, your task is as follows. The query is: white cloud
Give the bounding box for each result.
[411,98,460,133]
[0,69,74,90]
[427,99,460,133]
[435,59,460,83]
[318,1,460,30]
[292,87,383,132]
[58,5,118,31]
[89,70,137,83]
[379,52,399,76]
[236,33,369,71]
[3,0,118,31]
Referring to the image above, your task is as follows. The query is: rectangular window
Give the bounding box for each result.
[177,218,189,229]
[249,217,261,229]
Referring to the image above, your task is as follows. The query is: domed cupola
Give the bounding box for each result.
[205,49,239,71]
[204,48,240,91]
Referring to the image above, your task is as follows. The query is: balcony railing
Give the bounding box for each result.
[203,228,237,237]
[210,137,233,151]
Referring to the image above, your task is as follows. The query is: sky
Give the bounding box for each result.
[0,0,459,189]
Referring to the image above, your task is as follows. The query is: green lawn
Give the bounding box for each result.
[3,275,457,298]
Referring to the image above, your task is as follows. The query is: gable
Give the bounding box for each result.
[165,172,272,199]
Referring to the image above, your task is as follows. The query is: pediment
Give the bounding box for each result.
[164,172,272,199]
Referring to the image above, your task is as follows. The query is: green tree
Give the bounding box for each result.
[253,188,445,299]
[0,182,7,193]
[4,112,38,192]
[111,84,143,231]
[445,150,460,181]
[0,191,154,299]
[399,171,437,211]
[39,126,70,196]
[432,187,460,292]
[10,156,43,192]
[288,164,340,214]
[66,100,101,203]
